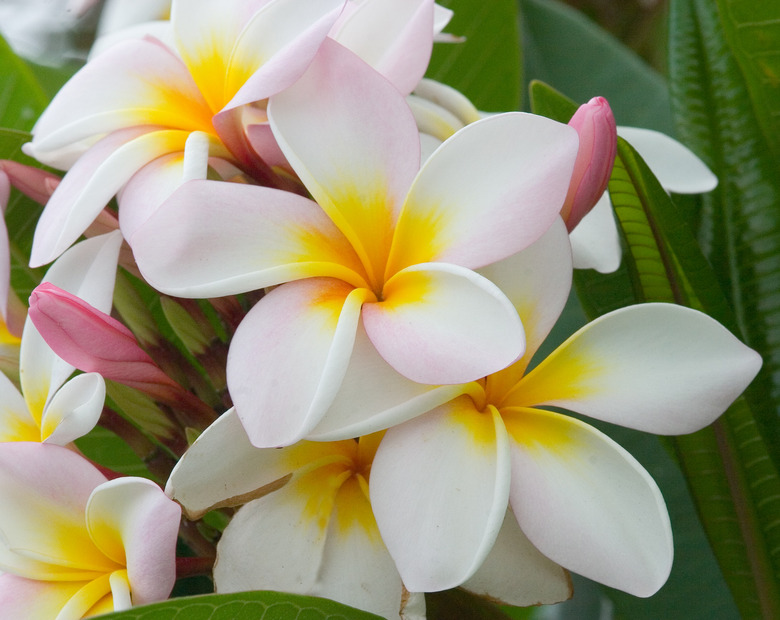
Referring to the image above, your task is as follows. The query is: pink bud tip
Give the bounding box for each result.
[562,96,617,232]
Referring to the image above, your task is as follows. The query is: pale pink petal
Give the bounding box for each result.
[370,399,511,591]
[213,477,330,595]
[131,179,364,297]
[40,372,105,445]
[0,574,86,619]
[227,278,368,447]
[30,128,189,267]
[332,0,434,95]
[223,0,345,110]
[22,232,123,417]
[86,477,180,605]
[244,123,292,173]
[510,304,762,434]
[362,262,524,384]
[166,408,301,519]
[268,38,419,282]
[29,37,211,155]
[505,408,672,597]
[308,320,467,441]
[387,112,579,273]
[0,442,109,578]
[617,126,718,194]
[478,217,572,362]
[462,509,572,606]
[97,0,171,37]
[569,192,622,273]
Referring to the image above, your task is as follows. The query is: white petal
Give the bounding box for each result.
[617,126,718,194]
[569,192,622,273]
[41,373,105,445]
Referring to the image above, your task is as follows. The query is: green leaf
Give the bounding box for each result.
[520,0,673,132]
[712,1,780,162]
[425,0,521,111]
[95,591,382,620]
[75,426,153,479]
[0,35,48,132]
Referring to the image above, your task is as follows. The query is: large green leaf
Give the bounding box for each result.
[0,35,48,133]
[519,0,673,132]
[425,0,521,111]
[96,591,381,619]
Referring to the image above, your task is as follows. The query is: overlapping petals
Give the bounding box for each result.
[0,442,180,617]
[133,38,579,447]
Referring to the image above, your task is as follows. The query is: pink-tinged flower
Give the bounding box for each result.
[0,232,121,444]
[299,220,761,596]
[166,409,571,617]
[561,96,617,232]
[0,442,180,617]
[25,0,346,267]
[131,39,579,447]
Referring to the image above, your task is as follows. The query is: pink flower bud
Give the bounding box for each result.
[561,96,617,232]
[0,161,60,205]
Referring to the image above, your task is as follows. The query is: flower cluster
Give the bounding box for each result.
[0,1,759,619]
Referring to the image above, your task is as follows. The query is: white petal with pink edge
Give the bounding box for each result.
[370,398,511,591]
[40,372,105,445]
[166,408,302,519]
[31,128,189,267]
[332,0,434,95]
[30,37,211,154]
[387,112,579,273]
[617,126,718,194]
[0,575,87,619]
[363,262,524,385]
[308,320,467,441]
[131,179,365,297]
[462,508,572,606]
[510,303,762,434]
[569,192,622,273]
[86,477,180,605]
[268,37,420,279]
[228,279,369,447]
[505,407,672,597]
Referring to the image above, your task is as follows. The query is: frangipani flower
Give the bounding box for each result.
[131,38,579,447]
[0,231,121,444]
[303,220,761,596]
[166,409,570,617]
[0,442,180,617]
[26,0,346,266]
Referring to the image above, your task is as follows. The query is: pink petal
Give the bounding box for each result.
[268,37,420,282]
[362,262,524,384]
[387,112,579,273]
[227,278,368,447]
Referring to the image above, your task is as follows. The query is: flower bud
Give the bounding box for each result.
[561,96,617,231]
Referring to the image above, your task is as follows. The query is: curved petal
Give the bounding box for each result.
[308,320,467,441]
[363,262,524,385]
[30,37,212,155]
[505,408,673,597]
[223,0,345,110]
[0,442,110,579]
[569,192,622,273]
[0,574,86,619]
[86,477,180,605]
[370,398,511,591]
[213,476,330,596]
[461,509,572,606]
[509,304,762,434]
[0,377,37,442]
[227,279,369,447]
[617,127,718,194]
[333,0,434,95]
[387,112,579,273]
[119,131,211,240]
[22,232,123,420]
[268,37,420,286]
[166,408,301,519]
[40,373,105,445]
[131,179,365,297]
[31,128,189,267]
